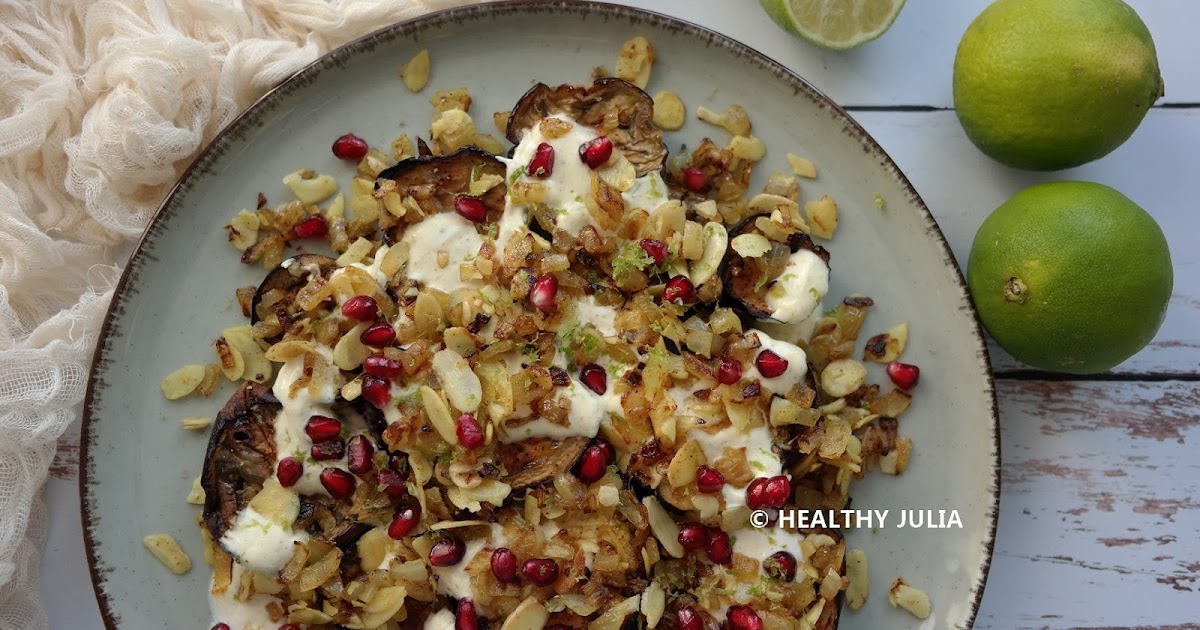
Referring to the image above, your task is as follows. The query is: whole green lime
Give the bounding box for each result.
[968,182,1172,374]
[953,0,1164,171]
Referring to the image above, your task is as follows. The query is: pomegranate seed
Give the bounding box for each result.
[662,275,695,305]
[528,142,555,178]
[311,439,345,461]
[341,295,378,321]
[577,445,610,483]
[363,355,404,379]
[346,435,374,475]
[696,466,726,494]
[276,457,303,488]
[578,136,614,169]
[293,215,328,239]
[388,505,420,539]
[727,605,763,630]
[746,477,770,510]
[755,349,788,378]
[429,536,467,567]
[677,523,707,551]
[456,599,479,630]
[676,605,702,630]
[454,195,488,223]
[305,415,342,443]
[579,363,607,395]
[522,557,560,586]
[706,527,732,565]
[490,547,519,583]
[456,413,484,449]
[681,167,708,193]
[639,238,668,265]
[887,361,921,390]
[332,133,369,160]
[360,321,397,348]
[319,468,356,499]
[378,469,409,498]
[529,274,558,313]
[763,475,791,508]
[593,440,616,466]
[717,357,742,385]
[765,550,798,582]
[361,375,391,409]
[211,624,230,630]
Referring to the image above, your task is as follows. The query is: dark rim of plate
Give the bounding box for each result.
[79,2,1000,628]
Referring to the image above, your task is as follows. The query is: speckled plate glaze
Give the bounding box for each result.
[81,2,999,628]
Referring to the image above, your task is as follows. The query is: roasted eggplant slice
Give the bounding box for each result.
[721,216,830,322]
[496,436,589,488]
[506,78,666,176]
[249,253,338,341]
[377,146,507,227]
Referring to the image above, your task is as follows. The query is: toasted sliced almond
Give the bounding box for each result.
[180,417,212,431]
[282,170,337,205]
[143,534,191,575]
[431,349,483,413]
[642,496,684,559]
[889,578,931,619]
[401,49,431,92]
[730,233,771,258]
[186,476,205,505]
[787,153,818,178]
[502,596,549,630]
[420,385,459,445]
[666,439,705,488]
[845,548,869,610]
[161,364,206,400]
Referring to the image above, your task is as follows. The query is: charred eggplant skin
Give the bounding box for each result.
[249,253,338,341]
[377,147,508,242]
[201,382,280,543]
[720,214,831,322]
[496,436,589,489]
[506,78,667,177]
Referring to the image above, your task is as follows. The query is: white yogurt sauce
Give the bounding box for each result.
[424,609,456,630]
[765,248,829,325]
[566,295,620,339]
[690,424,783,510]
[219,505,309,575]
[400,212,485,295]
[432,524,504,600]
[271,346,346,495]
[208,564,281,630]
[732,526,807,564]
[498,350,628,443]
[743,328,809,396]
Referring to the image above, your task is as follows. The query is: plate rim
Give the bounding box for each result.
[79,2,1001,628]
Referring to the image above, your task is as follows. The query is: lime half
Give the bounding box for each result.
[759,0,907,50]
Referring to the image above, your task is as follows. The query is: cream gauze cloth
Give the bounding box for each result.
[0,1,487,627]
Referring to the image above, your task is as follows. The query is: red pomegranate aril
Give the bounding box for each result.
[577,445,609,483]
[332,133,369,161]
[378,469,409,498]
[388,505,420,539]
[887,361,921,390]
[662,275,696,304]
[579,363,607,395]
[765,550,798,582]
[305,415,342,442]
[676,605,702,630]
[346,435,374,475]
[341,294,379,321]
[320,468,356,499]
[706,527,732,565]
[276,457,303,488]
[677,522,707,551]
[593,440,616,466]
[490,547,519,583]
[429,536,467,567]
[363,355,404,379]
[746,477,770,510]
[454,194,488,223]
[522,557,560,586]
[681,167,708,193]
[727,605,763,630]
[528,142,555,178]
[696,465,726,494]
[455,599,479,630]
[578,135,614,169]
[717,357,742,385]
[360,321,397,348]
[293,215,329,239]
[639,238,668,265]
[763,475,792,508]
[456,413,485,449]
[211,624,230,630]
[311,439,346,461]
[361,375,392,409]
[755,349,788,378]
[529,273,558,312]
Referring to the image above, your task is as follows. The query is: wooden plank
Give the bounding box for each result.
[852,108,1200,376]
[619,0,1200,106]
[975,379,1200,628]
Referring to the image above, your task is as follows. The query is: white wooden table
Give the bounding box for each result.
[40,1,1200,628]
